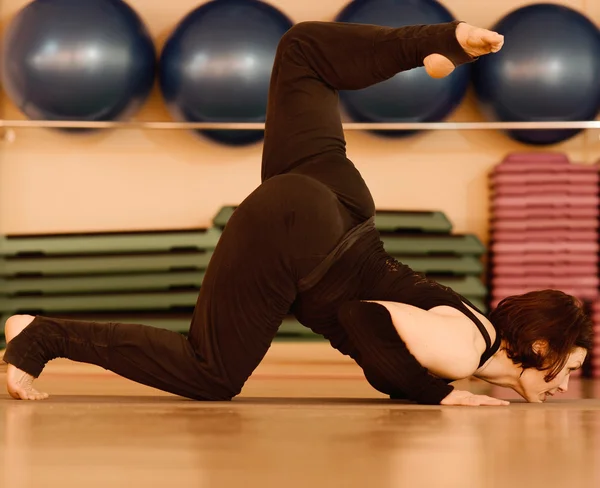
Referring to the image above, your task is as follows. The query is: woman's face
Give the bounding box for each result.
[517,347,588,403]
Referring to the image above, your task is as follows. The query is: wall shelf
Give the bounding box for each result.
[1,119,600,131]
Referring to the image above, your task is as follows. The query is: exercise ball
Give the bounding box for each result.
[335,0,470,138]
[472,4,600,145]
[159,0,293,146]
[1,0,156,124]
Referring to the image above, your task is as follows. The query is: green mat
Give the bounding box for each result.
[381,234,485,256]
[213,206,453,233]
[1,271,486,298]
[431,275,487,298]
[0,206,488,336]
[212,206,236,228]
[0,270,206,295]
[0,228,222,257]
[0,251,213,277]
[375,210,453,233]
[0,290,199,313]
[395,255,483,275]
[0,276,487,314]
[0,256,484,296]
[0,252,480,278]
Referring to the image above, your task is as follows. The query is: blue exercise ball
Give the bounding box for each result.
[335,0,470,138]
[159,0,293,146]
[472,4,600,145]
[1,0,156,124]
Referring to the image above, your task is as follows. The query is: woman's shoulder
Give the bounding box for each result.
[431,302,498,359]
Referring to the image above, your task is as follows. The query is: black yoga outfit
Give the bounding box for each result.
[4,20,500,405]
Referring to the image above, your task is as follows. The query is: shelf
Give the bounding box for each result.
[1,119,600,131]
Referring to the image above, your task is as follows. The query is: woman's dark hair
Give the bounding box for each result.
[489,289,593,381]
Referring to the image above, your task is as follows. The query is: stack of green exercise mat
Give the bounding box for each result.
[0,206,487,343]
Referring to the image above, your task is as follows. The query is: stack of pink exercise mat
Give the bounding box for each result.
[489,152,599,378]
[589,302,600,379]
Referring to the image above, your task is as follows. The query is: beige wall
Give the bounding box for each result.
[1,0,599,241]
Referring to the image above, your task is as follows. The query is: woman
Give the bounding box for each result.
[3,20,592,406]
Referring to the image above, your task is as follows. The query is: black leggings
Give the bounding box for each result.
[4,21,470,400]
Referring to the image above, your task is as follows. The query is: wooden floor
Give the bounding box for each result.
[1,342,599,488]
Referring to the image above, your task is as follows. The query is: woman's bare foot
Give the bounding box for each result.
[455,22,505,57]
[0,348,6,372]
[424,22,504,78]
[4,315,49,400]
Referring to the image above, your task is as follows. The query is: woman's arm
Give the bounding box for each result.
[338,300,509,406]
[337,300,455,405]
[372,300,485,379]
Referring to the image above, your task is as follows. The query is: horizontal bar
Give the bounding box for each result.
[1,119,600,130]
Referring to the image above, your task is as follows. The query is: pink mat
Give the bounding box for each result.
[501,152,570,164]
[493,264,598,275]
[492,287,598,296]
[492,207,599,219]
[491,253,598,264]
[492,276,599,288]
[491,287,598,307]
[492,183,598,195]
[493,194,599,207]
[491,219,598,230]
[495,152,597,173]
[492,230,598,241]
[491,241,599,253]
[492,172,599,185]
[491,286,599,301]
[494,163,597,174]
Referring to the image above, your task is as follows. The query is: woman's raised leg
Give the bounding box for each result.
[260,20,486,182]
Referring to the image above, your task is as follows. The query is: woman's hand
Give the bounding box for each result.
[441,389,510,406]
